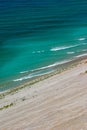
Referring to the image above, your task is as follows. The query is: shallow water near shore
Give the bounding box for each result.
[0,0,87,91]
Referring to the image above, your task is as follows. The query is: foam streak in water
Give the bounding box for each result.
[67,51,75,54]
[14,59,72,82]
[50,44,79,52]
[30,59,72,72]
[75,53,87,58]
[13,70,54,82]
[78,38,86,41]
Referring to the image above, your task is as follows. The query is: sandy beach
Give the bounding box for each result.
[0,58,87,130]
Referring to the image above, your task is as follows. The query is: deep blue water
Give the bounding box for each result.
[0,0,87,91]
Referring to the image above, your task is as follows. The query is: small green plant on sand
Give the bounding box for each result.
[0,103,13,110]
[85,70,87,73]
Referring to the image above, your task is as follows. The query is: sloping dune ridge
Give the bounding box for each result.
[0,59,87,130]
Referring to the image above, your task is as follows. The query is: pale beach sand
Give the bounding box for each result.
[0,59,87,130]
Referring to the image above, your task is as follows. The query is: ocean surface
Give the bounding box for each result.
[0,0,87,91]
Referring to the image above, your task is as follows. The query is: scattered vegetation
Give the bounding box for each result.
[0,94,5,99]
[0,103,13,111]
[85,70,87,73]
[22,97,26,101]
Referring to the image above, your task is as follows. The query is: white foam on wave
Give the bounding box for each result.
[67,51,75,54]
[82,43,87,45]
[78,38,86,41]
[82,49,87,52]
[13,75,33,82]
[13,70,54,82]
[51,42,87,52]
[29,59,72,72]
[20,60,71,75]
[50,44,79,52]
[76,48,87,53]
[20,71,29,74]
[75,53,87,58]
[13,59,72,82]
[32,50,45,54]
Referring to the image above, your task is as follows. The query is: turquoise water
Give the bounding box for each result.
[0,0,87,91]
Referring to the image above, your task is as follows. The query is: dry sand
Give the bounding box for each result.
[0,59,87,130]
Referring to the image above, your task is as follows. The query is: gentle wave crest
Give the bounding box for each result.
[50,42,87,52]
[13,70,54,82]
[50,44,79,52]
[67,51,75,54]
[20,71,29,74]
[32,50,45,54]
[75,53,87,58]
[78,38,86,41]
[14,59,72,82]
[82,49,87,52]
[30,59,72,71]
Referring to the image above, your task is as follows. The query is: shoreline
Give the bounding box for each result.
[0,56,87,129]
[0,55,87,96]
[1,53,87,92]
